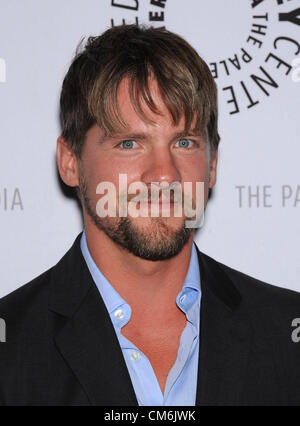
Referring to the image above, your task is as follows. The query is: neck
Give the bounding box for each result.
[83,218,194,308]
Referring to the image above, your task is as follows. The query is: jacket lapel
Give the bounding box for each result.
[195,249,252,406]
[49,233,251,406]
[49,233,138,406]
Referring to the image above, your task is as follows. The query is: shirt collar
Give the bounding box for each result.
[80,230,201,316]
[80,231,126,315]
[182,240,201,293]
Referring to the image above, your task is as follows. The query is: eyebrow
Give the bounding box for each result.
[102,129,202,141]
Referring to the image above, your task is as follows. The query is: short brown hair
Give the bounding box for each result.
[59,24,220,158]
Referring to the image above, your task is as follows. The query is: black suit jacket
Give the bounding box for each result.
[1,233,300,406]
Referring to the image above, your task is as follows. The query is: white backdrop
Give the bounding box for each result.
[0,0,299,297]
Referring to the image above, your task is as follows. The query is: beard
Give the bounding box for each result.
[78,174,193,261]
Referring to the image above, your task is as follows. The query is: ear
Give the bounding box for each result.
[56,136,79,187]
[208,149,218,189]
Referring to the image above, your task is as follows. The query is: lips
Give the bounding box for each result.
[147,200,175,204]
[138,197,176,205]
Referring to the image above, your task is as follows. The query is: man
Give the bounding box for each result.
[0,24,300,406]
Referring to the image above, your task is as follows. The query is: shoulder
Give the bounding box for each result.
[218,256,300,304]
[199,251,300,327]
[200,250,300,301]
[0,267,53,340]
[0,233,87,340]
[0,233,83,326]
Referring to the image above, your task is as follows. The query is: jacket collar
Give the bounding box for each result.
[195,247,252,406]
[49,233,242,318]
[49,233,138,405]
[49,233,251,406]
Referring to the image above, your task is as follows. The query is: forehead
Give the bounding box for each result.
[115,76,198,133]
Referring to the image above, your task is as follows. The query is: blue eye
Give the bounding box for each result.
[177,139,193,148]
[120,140,137,149]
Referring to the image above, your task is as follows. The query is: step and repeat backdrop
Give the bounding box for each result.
[0,0,299,297]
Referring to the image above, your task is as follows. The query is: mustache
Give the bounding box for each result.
[127,182,179,203]
[123,186,196,209]
[126,192,176,203]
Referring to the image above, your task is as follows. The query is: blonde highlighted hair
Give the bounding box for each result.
[60,24,220,158]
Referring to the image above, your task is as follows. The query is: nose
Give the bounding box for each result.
[140,145,181,186]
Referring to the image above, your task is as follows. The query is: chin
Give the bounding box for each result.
[129,215,186,233]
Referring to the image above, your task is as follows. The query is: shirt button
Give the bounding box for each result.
[180,295,186,304]
[131,351,141,362]
[114,309,125,320]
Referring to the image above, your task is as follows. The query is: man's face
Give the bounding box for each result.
[76,77,217,260]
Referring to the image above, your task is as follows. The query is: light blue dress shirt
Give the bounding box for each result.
[80,231,201,406]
